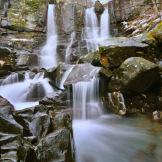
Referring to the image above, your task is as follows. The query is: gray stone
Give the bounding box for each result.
[36,128,70,162]
[109,57,160,94]
[64,63,100,85]
[0,97,23,134]
[98,37,155,68]
[29,112,51,139]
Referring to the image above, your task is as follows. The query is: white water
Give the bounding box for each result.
[100,8,110,39]
[65,32,75,63]
[84,7,110,52]
[0,72,54,110]
[73,6,155,160]
[40,4,57,69]
[72,78,156,162]
[73,77,101,119]
[60,65,74,90]
[72,77,154,162]
[84,7,99,52]
[1,72,20,85]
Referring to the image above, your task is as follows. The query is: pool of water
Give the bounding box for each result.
[73,114,162,162]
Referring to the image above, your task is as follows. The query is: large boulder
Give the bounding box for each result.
[0,97,23,134]
[29,112,51,139]
[108,57,160,94]
[47,63,73,88]
[98,37,155,68]
[36,128,71,162]
[64,63,100,85]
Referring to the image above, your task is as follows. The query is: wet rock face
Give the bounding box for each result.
[107,92,126,115]
[29,112,51,139]
[94,0,104,15]
[17,54,38,67]
[65,63,100,85]
[26,82,46,101]
[0,96,23,134]
[0,46,15,76]
[108,57,160,94]
[0,96,74,162]
[36,128,71,162]
[0,133,37,162]
[98,38,155,68]
[125,93,161,114]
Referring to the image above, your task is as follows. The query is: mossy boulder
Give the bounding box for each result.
[78,51,101,66]
[98,38,155,68]
[108,57,160,94]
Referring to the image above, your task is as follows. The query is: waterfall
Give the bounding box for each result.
[84,7,110,52]
[73,76,102,119]
[84,7,99,52]
[40,4,58,69]
[100,8,110,39]
[65,32,76,63]
[1,72,20,85]
[72,78,151,162]
[0,72,54,110]
[60,65,74,90]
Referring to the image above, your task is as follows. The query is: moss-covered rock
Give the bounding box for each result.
[98,38,155,68]
[7,0,47,31]
[108,57,160,94]
[78,51,101,66]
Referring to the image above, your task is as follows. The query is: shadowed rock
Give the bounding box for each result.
[108,57,160,94]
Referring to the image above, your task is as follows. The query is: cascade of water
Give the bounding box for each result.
[84,7,99,52]
[1,72,20,85]
[0,72,54,110]
[100,8,110,39]
[84,6,110,52]
[73,77,102,119]
[40,4,57,69]
[65,32,76,63]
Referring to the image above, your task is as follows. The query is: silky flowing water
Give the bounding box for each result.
[0,2,162,162]
[0,72,54,110]
[72,77,162,162]
[72,3,162,162]
[40,4,58,69]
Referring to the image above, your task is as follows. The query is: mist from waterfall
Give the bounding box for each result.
[40,4,57,69]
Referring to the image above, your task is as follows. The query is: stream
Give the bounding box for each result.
[0,1,162,162]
